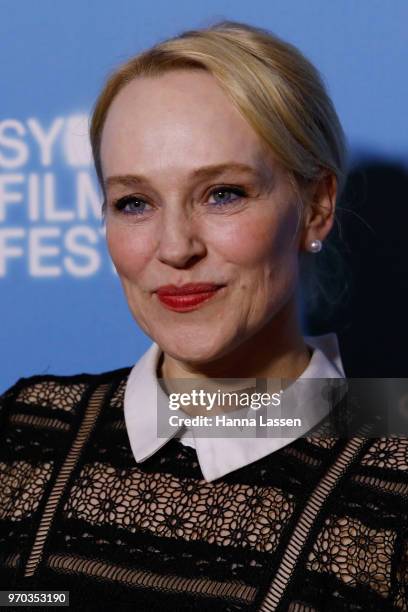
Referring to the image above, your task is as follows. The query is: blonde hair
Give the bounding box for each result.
[90,20,349,317]
[91,20,347,206]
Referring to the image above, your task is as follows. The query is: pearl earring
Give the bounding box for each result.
[308,239,322,253]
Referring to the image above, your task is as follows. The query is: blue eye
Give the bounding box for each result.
[112,186,247,216]
[114,196,151,215]
[208,187,247,206]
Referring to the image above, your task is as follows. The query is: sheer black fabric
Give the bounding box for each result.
[0,371,407,611]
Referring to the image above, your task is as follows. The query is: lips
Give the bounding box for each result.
[155,283,225,311]
[156,283,223,296]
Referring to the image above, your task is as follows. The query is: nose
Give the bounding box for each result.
[157,206,207,269]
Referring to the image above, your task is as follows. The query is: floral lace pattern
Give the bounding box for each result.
[361,437,408,471]
[63,462,295,553]
[109,379,127,410]
[0,460,53,520]
[307,515,396,597]
[2,372,408,611]
[17,381,86,412]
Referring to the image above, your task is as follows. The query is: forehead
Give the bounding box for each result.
[100,70,274,179]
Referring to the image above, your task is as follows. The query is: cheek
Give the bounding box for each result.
[209,208,298,269]
[105,223,153,279]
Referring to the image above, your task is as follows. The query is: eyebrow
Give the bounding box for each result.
[104,163,267,190]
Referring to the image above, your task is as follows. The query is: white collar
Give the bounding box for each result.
[124,333,345,482]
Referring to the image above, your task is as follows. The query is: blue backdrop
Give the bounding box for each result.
[1,0,407,392]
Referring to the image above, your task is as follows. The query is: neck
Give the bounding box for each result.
[159,298,311,382]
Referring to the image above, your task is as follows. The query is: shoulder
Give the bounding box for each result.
[0,366,132,416]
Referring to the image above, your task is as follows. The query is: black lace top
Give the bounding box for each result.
[0,369,407,611]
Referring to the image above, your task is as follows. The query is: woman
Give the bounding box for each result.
[0,21,406,611]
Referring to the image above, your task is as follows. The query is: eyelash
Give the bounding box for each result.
[111,185,248,216]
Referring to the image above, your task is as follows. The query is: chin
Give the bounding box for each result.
[154,328,233,365]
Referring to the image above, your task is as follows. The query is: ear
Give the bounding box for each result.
[299,172,337,251]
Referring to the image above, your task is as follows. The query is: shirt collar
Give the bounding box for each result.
[124,333,345,482]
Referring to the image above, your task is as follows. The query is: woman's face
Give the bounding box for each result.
[101,70,306,363]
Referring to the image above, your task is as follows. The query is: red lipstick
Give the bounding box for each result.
[156,283,225,312]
